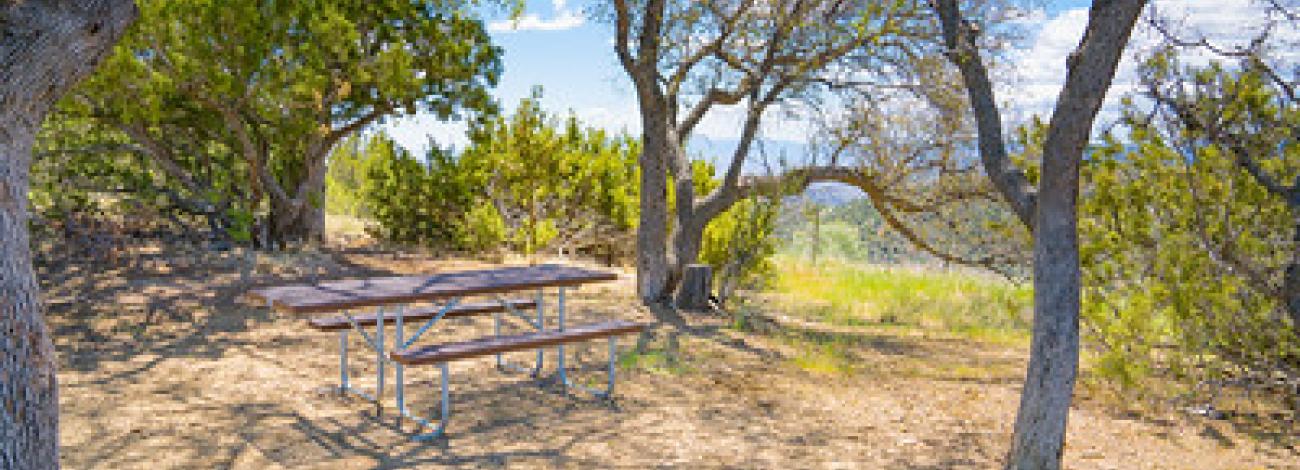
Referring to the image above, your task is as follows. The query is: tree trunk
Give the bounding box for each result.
[636,113,672,305]
[1003,3,1144,468]
[0,125,61,470]
[1286,218,1300,330]
[1009,163,1082,469]
[675,264,713,310]
[1,2,137,467]
[267,185,325,247]
[669,209,706,282]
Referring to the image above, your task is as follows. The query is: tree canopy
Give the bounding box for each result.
[44,0,503,245]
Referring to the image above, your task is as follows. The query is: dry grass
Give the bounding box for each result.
[41,242,1298,469]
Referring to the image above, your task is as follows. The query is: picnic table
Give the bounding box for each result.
[248,263,646,440]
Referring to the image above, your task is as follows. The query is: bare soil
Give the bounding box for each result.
[43,243,1297,469]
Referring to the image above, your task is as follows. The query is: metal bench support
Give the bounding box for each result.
[402,362,450,441]
[553,287,617,398]
[327,288,626,441]
[493,291,545,376]
[402,333,622,441]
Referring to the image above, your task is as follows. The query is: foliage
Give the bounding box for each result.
[1079,59,1299,400]
[701,197,781,301]
[349,94,640,257]
[361,135,480,248]
[461,90,640,259]
[457,203,508,253]
[41,0,502,245]
[325,135,373,218]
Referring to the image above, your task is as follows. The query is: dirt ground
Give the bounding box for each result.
[42,243,1297,469]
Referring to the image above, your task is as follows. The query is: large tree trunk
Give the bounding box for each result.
[933,1,1144,467]
[1010,155,1083,469]
[267,188,325,247]
[1004,3,1144,468]
[1,1,137,467]
[636,110,673,304]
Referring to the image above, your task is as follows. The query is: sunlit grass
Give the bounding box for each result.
[770,255,1033,343]
[789,339,855,375]
[325,213,371,240]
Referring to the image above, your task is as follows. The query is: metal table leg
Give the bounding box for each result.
[534,289,545,376]
[376,306,385,416]
[557,287,567,389]
[340,328,349,392]
[395,304,405,426]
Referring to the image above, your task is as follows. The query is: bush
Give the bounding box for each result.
[701,197,781,302]
[1077,60,1298,405]
[360,135,479,249]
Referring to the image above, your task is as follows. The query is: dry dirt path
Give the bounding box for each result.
[45,248,1297,468]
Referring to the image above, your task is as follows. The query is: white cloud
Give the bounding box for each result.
[1000,0,1299,130]
[689,102,814,144]
[488,10,585,33]
[383,115,469,155]
[571,103,641,135]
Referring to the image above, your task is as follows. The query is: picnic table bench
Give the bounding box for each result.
[248,264,647,440]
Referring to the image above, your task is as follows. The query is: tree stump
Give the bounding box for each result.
[675,264,713,311]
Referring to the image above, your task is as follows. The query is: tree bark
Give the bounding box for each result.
[1006,2,1145,468]
[1,1,137,467]
[933,1,1145,468]
[636,116,673,304]
[675,264,713,310]
[267,184,325,247]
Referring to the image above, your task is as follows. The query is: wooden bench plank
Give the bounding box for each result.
[307,300,538,331]
[249,264,618,314]
[391,320,647,366]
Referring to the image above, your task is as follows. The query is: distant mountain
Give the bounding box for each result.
[686,137,815,175]
[686,137,865,206]
[798,182,865,206]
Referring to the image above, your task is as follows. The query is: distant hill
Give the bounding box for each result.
[686,137,865,206]
[794,183,865,206]
[686,137,814,175]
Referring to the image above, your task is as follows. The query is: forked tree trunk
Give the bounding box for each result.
[1004,3,1145,468]
[1,2,137,467]
[934,1,1145,467]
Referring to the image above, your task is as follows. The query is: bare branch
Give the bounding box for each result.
[933,0,1037,229]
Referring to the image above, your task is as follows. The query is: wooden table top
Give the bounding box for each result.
[247,264,619,314]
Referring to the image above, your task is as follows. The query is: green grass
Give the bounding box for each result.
[618,347,690,375]
[770,255,1033,342]
[789,339,856,375]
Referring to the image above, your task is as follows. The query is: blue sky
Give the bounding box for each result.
[385,0,1294,156]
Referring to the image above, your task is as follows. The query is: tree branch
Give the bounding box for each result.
[933,0,1037,229]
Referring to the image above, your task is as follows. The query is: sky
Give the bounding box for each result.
[384,0,1297,157]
